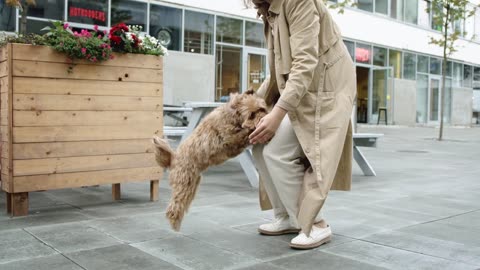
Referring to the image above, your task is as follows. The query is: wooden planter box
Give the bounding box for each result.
[0,44,164,216]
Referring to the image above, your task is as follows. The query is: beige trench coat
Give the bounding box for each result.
[255,0,356,235]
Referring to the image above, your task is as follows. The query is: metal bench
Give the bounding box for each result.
[353,133,383,176]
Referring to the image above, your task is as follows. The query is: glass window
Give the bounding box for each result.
[68,0,108,26]
[373,46,387,66]
[375,0,388,15]
[216,16,243,45]
[245,21,265,48]
[216,45,242,101]
[344,40,355,61]
[0,2,15,32]
[245,21,264,48]
[184,11,214,55]
[404,0,418,24]
[474,67,480,82]
[453,62,463,87]
[431,2,443,31]
[28,0,64,20]
[357,0,374,12]
[355,43,372,64]
[446,61,452,77]
[429,57,441,75]
[389,49,402,78]
[418,55,429,73]
[23,19,52,34]
[390,0,404,20]
[149,5,182,51]
[403,53,416,80]
[463,64,472,88]
[111,0,147,30]
[418,0,430,27]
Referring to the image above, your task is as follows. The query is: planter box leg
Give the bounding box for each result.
[112,184,121,201]
[11,193,29,217]
[150,180,159,202]
[6,193,12,214]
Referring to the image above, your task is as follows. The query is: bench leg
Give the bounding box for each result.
[181,109,211,142]
[150,180,159,202]
[238,150,259,188]
[353,145,376,176]
[11,192,29,217]
[6,192,12,214]
[112,183,121,200]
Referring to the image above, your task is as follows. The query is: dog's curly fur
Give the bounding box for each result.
[152,90,268,231]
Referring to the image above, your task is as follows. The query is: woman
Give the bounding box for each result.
[247,0,356,249]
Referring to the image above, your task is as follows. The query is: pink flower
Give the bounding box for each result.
[94,25,99,31]
[103,30,107,35]
[63,23,69,29]
[109,55,115,60]
[74,31,80,37]
[91,57,97,62]
[81,48,87,55]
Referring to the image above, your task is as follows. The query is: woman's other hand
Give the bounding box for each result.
[249,106,287,144]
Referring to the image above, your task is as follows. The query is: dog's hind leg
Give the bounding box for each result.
[166,168,202,231]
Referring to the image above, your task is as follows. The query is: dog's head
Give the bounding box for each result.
[229,89,268,130]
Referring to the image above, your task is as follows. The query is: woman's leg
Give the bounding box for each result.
[260,116,306,228]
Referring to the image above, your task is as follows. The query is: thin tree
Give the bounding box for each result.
[5,0,36,35]
[428,0,478,140]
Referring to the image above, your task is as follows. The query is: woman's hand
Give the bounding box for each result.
[249,106,287,144]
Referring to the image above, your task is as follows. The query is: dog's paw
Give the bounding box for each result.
[166,204,183,231]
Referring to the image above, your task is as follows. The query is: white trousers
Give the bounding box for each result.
[252,116,317,228]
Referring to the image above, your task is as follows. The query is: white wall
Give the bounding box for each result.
[163,51,215,105]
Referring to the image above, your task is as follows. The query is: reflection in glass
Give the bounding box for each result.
[417,55,429,73]
[28,0,64,20]
[357,0,374,12]
[150,5,182,51]
[0,2,15,32]
[429,57,441,75]
[373,47,387,66]
[463,65,473,87]
[184,11,214,55]
[216,16,243,45]
[111,0,147,29]
[344,40,355,61]
[216,45,241,101]
[389,49,402,78]
[372,69,388,124]
[403,53,416,80]
[247,53,266,91]
[245,21,265,48]
[429,78,440,121]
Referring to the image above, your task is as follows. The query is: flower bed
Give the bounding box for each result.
[0,23,166,216]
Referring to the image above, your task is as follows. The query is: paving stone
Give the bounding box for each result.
[0,229,57,264]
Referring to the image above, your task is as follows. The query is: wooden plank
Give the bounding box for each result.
[5,192,12,213]
[0,110,8,126]
[14,125,161,143]
[1,91,8,111]
[13,153,157,176]
[2,174,11,192]
[13,167,163,192]
[12,44,163,70]
[0,77,7,93]
[112,183,121,200]
[14,111,162,127]
[5,43,13,193]
[1,125,9,142]
[0,61,7,77]
[11,192,29,216]
[2,139,9,158]
[2,158,10,174]
[13,60,163,83]
[150,180,159,202]
[13,139,154,159]
[13,77,162,97]
[13,94,163,111]
[0,46,7,62]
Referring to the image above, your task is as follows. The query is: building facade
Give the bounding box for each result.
[1,0,480,125]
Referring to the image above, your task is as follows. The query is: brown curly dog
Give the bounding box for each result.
[152,90,268,231]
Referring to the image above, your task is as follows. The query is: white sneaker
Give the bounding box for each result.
[258,216,300,236]
[290,225,332,249]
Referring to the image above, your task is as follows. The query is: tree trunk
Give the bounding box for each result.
[439,6,450,141]
[19,1,29,35]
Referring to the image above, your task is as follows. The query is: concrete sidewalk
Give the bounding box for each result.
[0,126,479,270]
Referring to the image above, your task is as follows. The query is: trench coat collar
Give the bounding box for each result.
[268,0,284,15]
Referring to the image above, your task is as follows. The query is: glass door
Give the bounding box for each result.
[428,76,442,124]
[369,66,393,124]
[242,48,268,93]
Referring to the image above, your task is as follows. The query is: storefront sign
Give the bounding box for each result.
[69,7,106,22]
[356,47,371,63]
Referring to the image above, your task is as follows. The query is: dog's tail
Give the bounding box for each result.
[152,136,175,168]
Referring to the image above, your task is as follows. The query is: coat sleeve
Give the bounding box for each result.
[275,0,320,112]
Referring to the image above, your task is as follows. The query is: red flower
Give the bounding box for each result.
[131,34,141,47]
[110,35,122,45]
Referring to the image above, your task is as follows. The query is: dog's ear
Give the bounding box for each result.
[244,89,255,95]
[242,118,256,129]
